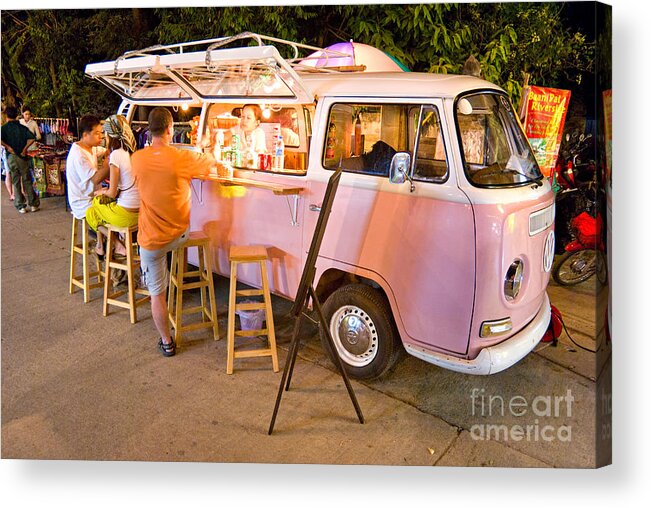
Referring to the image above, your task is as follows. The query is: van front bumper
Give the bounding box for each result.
[404,293,551,375]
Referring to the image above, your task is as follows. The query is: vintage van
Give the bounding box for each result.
[85,33,555,379]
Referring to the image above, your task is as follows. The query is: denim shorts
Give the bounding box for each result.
[139,228,189,296]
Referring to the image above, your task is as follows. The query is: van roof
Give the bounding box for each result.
[298,72,503,99]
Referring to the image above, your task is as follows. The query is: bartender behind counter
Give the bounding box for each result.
[230,104,266,153]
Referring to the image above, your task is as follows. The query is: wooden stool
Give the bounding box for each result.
[102,224,150,324]
[69,215,103,303]
[226,245,278,374]
[168,232,219,345]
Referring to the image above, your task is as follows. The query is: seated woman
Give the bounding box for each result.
[230,104,267,154]
[86,114,140,259]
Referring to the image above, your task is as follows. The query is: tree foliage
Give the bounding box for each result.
[1,4,594,119]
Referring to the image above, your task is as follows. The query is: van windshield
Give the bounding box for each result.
[456,92,542,187]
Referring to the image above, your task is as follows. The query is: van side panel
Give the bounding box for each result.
[304,174,475,355]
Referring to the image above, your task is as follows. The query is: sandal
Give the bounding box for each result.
[158,338,176,357]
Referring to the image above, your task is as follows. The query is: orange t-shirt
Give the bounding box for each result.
[131,145,215,250]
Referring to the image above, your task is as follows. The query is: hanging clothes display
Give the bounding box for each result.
[35,117,73,147]
[131,121,192,148]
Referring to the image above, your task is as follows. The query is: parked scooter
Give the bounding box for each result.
[552,131,607,286]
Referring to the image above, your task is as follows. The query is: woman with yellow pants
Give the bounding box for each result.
[86,115,139,259]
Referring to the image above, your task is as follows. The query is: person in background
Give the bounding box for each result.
[132,107,223,357]
[18,106,42,200]
[279,108,300,146]
[66,114,110,246]
[1,106,39,214]
[1,143,13,201]
[85,114,139,260]
[230,104,266,153]
[20,106,42,141]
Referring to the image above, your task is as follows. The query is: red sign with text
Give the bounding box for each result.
[523,86,571,177]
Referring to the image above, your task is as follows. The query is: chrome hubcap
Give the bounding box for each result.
[559,250,596,282]
[330,305,378,367]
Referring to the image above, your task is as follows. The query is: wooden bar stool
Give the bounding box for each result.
[69,215,103,303]
[168,232,219,345]
[226,245,279,374]
[102,224,150,324]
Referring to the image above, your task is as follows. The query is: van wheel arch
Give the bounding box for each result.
[315,268,383,303]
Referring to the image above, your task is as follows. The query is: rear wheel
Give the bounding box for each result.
[319,284,402,380]
[596,250,608,285]
[553,250,596,286]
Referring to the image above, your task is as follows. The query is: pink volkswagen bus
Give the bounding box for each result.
[86,33,554,379]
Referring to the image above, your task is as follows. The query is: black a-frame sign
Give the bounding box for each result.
[268,167,365,434]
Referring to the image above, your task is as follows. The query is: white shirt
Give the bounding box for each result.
[109,148,140,210]
[231,126,267,153]
[67,143,106,219]
[281,127,300,147]
[20,118,41,141]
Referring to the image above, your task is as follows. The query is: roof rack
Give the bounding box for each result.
[113,31,361,76]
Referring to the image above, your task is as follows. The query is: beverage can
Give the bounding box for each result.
[259,153,272,170]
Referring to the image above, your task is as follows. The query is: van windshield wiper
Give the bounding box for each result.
[504,168,544,187]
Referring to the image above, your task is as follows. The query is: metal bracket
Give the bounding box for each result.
[286,194,300,226]
[191,180,203,205]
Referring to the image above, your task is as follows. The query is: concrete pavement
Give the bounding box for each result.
[1,195,606,467]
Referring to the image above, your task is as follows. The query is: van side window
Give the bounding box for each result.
[412,106,449,182]
[323,103,411,176]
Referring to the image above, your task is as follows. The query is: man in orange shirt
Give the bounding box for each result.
[132,107,223,357]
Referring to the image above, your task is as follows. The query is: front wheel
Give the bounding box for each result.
[553,250,596,286]
[319,284,402,380]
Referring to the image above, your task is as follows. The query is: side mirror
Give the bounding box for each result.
[389,152,411,184]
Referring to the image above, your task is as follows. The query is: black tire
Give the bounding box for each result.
[596,250,608,285]
[319,283,402,380]
[553,250,596,286]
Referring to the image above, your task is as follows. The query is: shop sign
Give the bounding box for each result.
[522,86,571,177]
[603,89,612,182]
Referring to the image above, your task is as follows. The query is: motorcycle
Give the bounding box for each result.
[553,131,596,190]
[552,131,607,286]
[553,207,607,286]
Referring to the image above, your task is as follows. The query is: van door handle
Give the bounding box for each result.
[309,204,322,212]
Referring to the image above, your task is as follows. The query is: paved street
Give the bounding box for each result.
[1,195,608,467]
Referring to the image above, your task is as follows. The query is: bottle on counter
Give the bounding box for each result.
[232,134,241,166]
[273,134,285,170]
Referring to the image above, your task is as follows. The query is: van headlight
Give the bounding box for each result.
[480,318,513,338]
[504,259,524,301]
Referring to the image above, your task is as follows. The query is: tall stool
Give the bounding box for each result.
[226,245,279,374]
[69,215,103,303]
[103,224,150,324]
[168,232,219,345]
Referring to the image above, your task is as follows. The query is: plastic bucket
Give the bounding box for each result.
[236,308,265,331]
